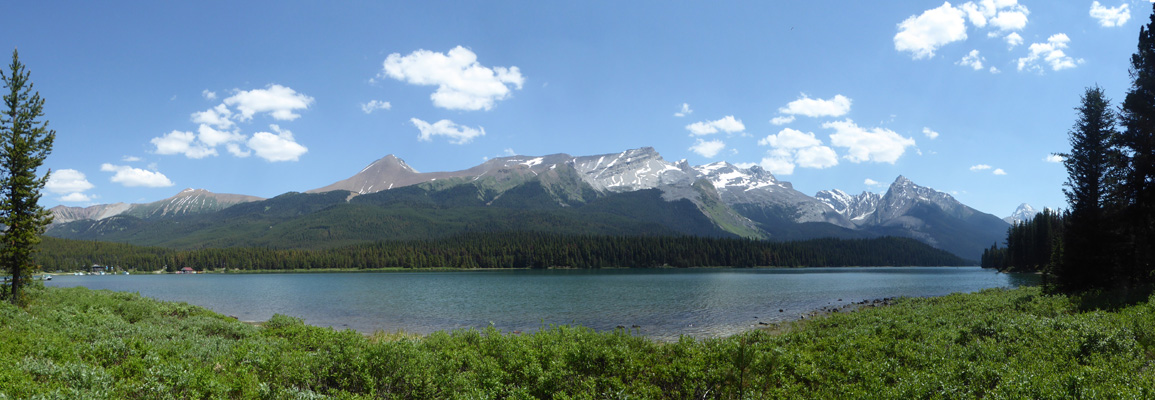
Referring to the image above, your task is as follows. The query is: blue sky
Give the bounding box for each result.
[1,1,1147,217]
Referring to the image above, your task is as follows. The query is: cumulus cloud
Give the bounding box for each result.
[151,130,217,159]
[961,0,1030,31]
[1045,154,1064,163]
[922,127,940,139]
[1018,33,1083,72]
[957,49,985,70]
[824,119,917,164]
[689,139,726,158]
[155,85,314,162]
[361,100,392,114]
[60,192,92,202]
[197,124,245,147]
[100,164,174,188]
[970,164,993,171]
[993,168,1007,175]
[770,115,796,126]
[864,178,882,186]
[382,46,524,111]
[897,1,1029,59]
[1004,32,1023,48]
[411,118,486,145]
[756,128,839,175]
[686,116,745,136]
[894,2,969,59]
[121,156,142,162]
[778,94,852,118]
[190,104,235,130]
[759,152,797,176]
[46,169,95,197]
[1090,1,1130,27]
[202,89,217,100]
[674,103,693,117]
[247,125,308,162]
[224,84,314,121]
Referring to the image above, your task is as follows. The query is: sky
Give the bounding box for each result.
[0,1,1149,218]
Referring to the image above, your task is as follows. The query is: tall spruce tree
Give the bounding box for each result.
[1120,4,1155,285]
[0,49,55,306]
[1058,86,1119,291]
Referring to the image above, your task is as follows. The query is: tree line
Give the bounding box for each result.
[36,233,969,272]
[988,5,1155,292]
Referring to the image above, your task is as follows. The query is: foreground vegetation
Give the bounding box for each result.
[1,286,1152,398]
[34,233,970,273]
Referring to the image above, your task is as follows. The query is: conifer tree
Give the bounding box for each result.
[1119,4,1155,284]
[1057,86,1119,291]
[0,49,55,306]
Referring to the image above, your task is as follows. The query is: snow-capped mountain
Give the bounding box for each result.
[814,189,881,224]
[1004,203,1039,224]
[52,147,1010,260]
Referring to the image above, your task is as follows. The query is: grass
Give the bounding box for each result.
[0,285,1153,398]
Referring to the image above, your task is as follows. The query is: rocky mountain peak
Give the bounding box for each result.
[1004,203,1040,224]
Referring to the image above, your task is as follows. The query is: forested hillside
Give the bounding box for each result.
[36,234,971,272]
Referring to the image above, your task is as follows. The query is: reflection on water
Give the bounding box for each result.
[48,267,1038,340]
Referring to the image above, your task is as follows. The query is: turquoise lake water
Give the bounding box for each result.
[47,267,1038,340]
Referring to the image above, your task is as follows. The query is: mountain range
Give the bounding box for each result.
[47,147,1011,260]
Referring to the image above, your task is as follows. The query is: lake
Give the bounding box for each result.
[47,267,1038,340]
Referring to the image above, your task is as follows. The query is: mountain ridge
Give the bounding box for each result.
[48,147,1009,260]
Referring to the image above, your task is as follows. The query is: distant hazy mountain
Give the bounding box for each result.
[50,188,263,224]
[1004,203,1040,224]
[48,147,1009,260]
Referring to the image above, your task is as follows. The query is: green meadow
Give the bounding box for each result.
[1,285,1152,399]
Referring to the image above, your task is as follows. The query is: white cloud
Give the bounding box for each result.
[733,162,757,169]
[361,100,392,114]
[922,127,940,139]
[957,49,985,70]
[794,146,839,169]
[824,120,917,164]
[988,7,1029,31]
[382,46,524,111]
[121,156,142,162]
[778,94,852,117]
[961,0,1030,31]
[770,115,796,126]
[758,128,823,148]
[759,152,796,176]
[100,164,174,188]
[990,66,1002,73]
[970,164,993,171]
[1005,32,1023,48]
[151,130,217,159]
[247,125,308,162]
[993,168,1007,175]
[1017,33,1083,72]
[410,118,486,145]
[674,103,693,117]
[46,169,94,194]
[894,2,969,59]
[689,139,726,158]
[190,104,235,130]
[757,128,839,174]
[223,84,314,121]
[60,192,92,202]
[1090,1,1131,27]
[197,124,245,147]
[226,143,251,158]
[685,115,745,136]
[864,178,882,186]
[1045,154,1064,163]
[502,148,516,156]
[202,89,217,100]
